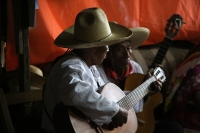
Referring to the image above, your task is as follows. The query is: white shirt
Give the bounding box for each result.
[42,52,119,131]
[97,60,144,113]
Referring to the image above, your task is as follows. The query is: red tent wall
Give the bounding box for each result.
[6,0,200,71]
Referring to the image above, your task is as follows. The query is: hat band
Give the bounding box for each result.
[74,33,112,43]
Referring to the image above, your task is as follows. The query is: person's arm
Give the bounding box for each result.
[58,61,120,126]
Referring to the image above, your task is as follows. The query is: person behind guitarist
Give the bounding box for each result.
[97,30,184,133]
[41,7,163,133]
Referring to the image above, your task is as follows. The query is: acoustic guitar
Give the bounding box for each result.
[124,14,184,133]
[68,67,166,133]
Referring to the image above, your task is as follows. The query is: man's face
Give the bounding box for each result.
[92,45,109,65]
[109,41,132,67]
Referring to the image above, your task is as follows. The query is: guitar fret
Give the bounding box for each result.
[161,44,169,49]
[139,87,145,96]
[126,92,135,109]
[118,97,129,109]
[157,50,167,55]
[137,90,142,101]
[152,38,171,66]
[158,53,167,57]
[118,76,157,110]
[153,57,164,64]
[124,97,130,109]
[164,37,173,44]
[127,95,133,109]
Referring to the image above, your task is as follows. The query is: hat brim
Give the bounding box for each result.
[54,23,133,49]
[8,72,46,92]
[128,27,150,49]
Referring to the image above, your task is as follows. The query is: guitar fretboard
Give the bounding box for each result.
[151,37,173,66]
[117,76,157,110]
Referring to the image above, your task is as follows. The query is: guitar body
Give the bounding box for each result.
[124,73,163,133]
[66,68,165,133]
[69,83,138,133]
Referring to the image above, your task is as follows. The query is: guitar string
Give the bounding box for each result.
[129,78,154,107]
[152,42,170,65]
[128,80,150,107]
[118,77,156,110]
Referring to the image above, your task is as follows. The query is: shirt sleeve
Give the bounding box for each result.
[96,65,110,84]
[130,60,144,74]
[58,61,119,125]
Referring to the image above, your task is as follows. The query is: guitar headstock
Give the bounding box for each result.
[153,67,166,83]
[164,14,185,39]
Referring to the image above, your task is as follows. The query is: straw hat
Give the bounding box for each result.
[54,7,149,49]
[8,65,46,92]
[111,21,150,49]
[128,27,149,49]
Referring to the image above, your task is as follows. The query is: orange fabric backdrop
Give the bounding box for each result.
[6,0,200,70]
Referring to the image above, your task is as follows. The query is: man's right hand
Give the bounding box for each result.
[102,107,128,130]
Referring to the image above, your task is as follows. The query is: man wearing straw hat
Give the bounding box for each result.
[42,7,161,132]
[97,30,184,133]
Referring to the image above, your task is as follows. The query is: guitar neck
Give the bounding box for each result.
[151,37,173,66]
[117,76,157,110]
